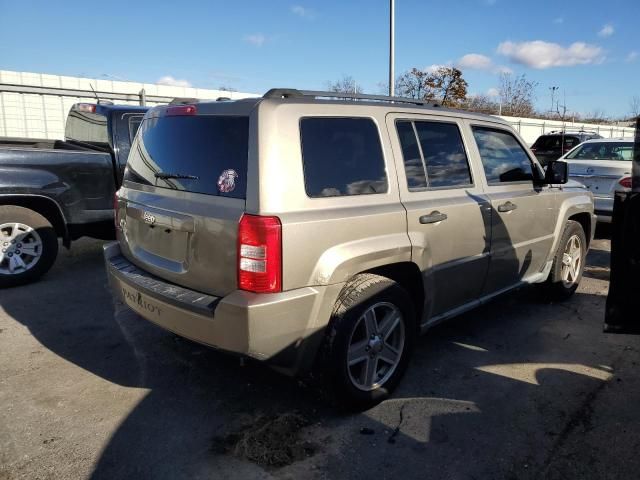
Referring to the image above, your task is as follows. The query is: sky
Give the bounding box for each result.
[1,0,638,117]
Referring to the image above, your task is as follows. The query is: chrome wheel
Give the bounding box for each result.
[561,234,582,286]
[0,223,43,275]
[347,302,405,391]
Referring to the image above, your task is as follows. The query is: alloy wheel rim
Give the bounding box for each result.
[0,223,43,275]
[561,234,582,286]
[347,302,405,391]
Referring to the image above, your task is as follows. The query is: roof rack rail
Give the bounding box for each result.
[263,88,440,107]
[549,128,599,135]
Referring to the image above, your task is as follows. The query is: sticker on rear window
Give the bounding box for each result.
[217,169,238,193]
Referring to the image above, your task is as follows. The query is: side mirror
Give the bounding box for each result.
[545,160,569,185]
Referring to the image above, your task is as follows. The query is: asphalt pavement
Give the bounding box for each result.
[1,230,639,480]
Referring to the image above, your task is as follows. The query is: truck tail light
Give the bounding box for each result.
[237,214,282,293]
[619,177,633,189]
[165,105,197,116]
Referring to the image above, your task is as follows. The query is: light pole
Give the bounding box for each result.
[389,0,395,97]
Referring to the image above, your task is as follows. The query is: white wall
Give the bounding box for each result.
[498,115,635,145]
[0,70,259,139]
[1,70,635,144]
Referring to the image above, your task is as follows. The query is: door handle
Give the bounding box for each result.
[419,211,448,224]
[498,201,518,213]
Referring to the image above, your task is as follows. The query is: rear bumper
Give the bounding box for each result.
[104,242,342,375]
[594,197,613,223]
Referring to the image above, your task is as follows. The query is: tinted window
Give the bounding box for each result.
[566,142,634,161]
[65,110,109,149]
[396,121,427,189]
[415,121,472,187]
[532,135,580,150]
[300,118,388,197]
[114,113,145,167]
[472,127,534,184]
[124,115,249,199]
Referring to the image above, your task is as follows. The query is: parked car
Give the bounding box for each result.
[561,137,634,223]
[531,130,602,165]
[0,102,148,287]
[104,89,596,408]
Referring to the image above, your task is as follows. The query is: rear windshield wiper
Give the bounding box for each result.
[154,172,199,180]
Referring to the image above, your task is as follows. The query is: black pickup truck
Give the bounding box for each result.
[0,103,148,287]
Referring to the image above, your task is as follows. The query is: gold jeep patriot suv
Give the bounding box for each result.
[104,89,596,408]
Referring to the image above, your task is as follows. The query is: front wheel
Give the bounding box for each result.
[0,206,59,288]
[542,220,587,300]
[317,274,415,410]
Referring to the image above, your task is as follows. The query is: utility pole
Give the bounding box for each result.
[549,86,559,114]
[389,0,395,97]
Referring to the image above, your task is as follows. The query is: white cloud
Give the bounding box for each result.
[458,53,493,70]
[244,33,266,47]
[487,87,500,97]
[598,23,614,38]
[291,5,315,18]
[157,76,192,88]
[497,40,605,69]
[553,17,564,24]
[626,51,639,63]
[456,53,512,74]
[425,63,448,73]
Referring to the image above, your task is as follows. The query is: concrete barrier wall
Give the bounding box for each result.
[497,115,635,145]
[0,70,258,139]
[1,70,635,144]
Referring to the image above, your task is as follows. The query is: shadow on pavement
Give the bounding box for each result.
[3,238,639,479]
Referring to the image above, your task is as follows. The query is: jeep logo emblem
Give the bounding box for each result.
[143,211,156,225]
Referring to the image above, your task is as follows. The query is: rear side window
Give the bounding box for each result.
[300,117,388,197]
[396,120,472,189]
[124,115,249,199]
[65,110,109,149]
[472,127,534,184]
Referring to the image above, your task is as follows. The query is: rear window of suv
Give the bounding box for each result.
[300,117,388,197]
[532,135,580,150]
[124,115,249,199]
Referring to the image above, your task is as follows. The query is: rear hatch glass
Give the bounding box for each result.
[125,115,249,198]
[532,135,580,151]
[121,113,249,297]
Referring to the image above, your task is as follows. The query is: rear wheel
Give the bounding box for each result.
[0,206,58,288]
[543,220,587,300]
[317,274,415,410]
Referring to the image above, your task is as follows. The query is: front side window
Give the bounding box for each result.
[300,117,388,197]
[472,127,534,184]
[396,120,472,189]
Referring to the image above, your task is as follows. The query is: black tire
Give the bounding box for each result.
[542,220,587,300]
[316,274,415,410]
[0,206,59,288]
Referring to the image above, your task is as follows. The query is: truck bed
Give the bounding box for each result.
[0,137,98,151]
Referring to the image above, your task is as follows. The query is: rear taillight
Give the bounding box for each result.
[114,193,121,230]
[237,214,282,293]
[619,177,633,189]
[165,105,197,116]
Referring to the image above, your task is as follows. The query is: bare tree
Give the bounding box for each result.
[459,94,500,115]
[583,109,609,123]
[326,75,363,94]
[395,67,468,106]
[498,73,537,117]
[630,96,640,119]
[395,68,435,99]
